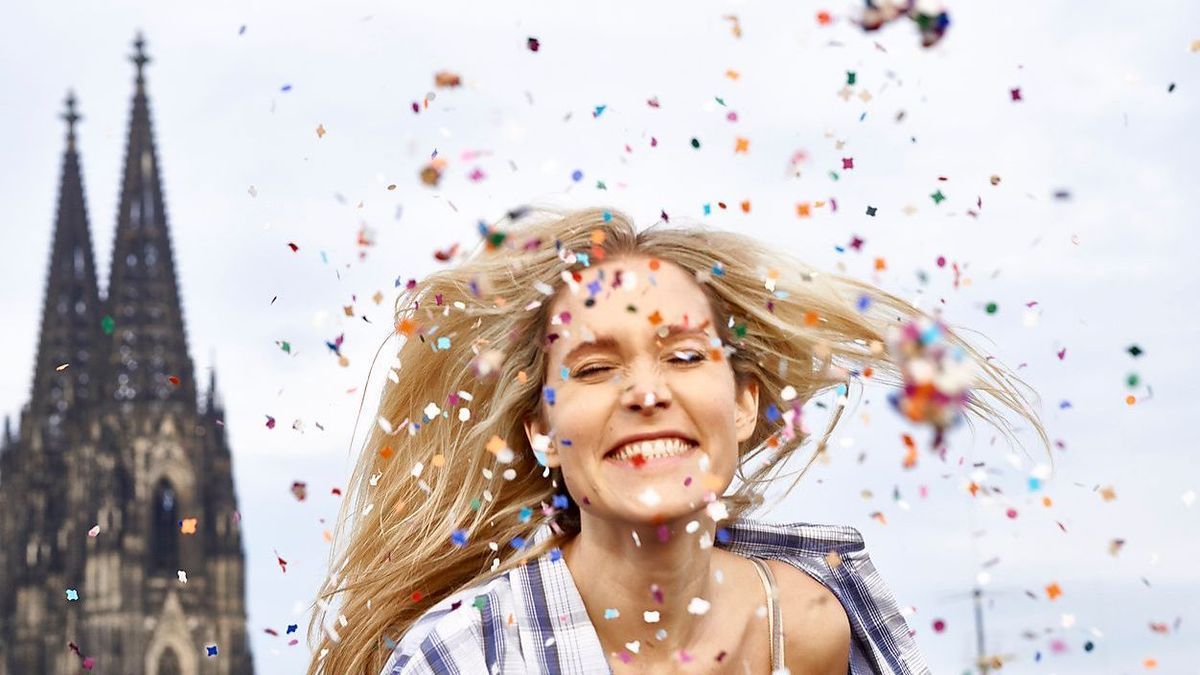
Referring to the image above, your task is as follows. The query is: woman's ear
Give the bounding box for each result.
[524,417,561,468]
[734,378,760,443]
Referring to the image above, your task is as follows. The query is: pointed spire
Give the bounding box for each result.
[62,90,81,151]
[131,31,151,83]
[29,91,104,428]
[105,33,196,407]
[205,363,223,415]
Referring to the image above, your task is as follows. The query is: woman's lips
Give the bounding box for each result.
[603,443,699,469]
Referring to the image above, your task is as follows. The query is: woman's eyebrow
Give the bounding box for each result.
[560,324,710,365]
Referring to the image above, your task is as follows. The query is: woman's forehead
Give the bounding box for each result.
[545,260,716,358]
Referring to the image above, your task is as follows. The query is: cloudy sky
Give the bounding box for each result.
[2,1,1197,672]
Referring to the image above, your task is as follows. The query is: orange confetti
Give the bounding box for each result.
[725,69,740,80]
[380,446,394,459]
[901,434,917,469]
[1042,496,1053,507]
[740,200,751,213]
[647,310,663,326]
[1125,395,1137,405]
[1045,582,1062,601]
[803,311,820,327]
[874,257,887,271]
[486,435,508,455]
[648,259,661,271]
[862,366,874,378]
[1099,485,1117,501]
[817,10,832,25]
[590,229,606,245]
[396,318,417,336]
[316,123,326,138]
[180,518,197,535]
[734,137,750,153]
[796,202,812,217]
[1143,658,1157,669]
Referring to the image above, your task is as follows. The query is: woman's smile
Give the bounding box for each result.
[602,440,702,471]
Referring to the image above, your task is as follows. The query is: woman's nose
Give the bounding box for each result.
[621,372,671,412]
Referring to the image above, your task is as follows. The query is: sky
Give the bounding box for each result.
[1,1,1198,673]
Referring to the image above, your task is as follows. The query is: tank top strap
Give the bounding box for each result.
[750,557,785,672]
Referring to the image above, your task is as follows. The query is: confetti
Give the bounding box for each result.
[885,316,972,450]
[858,1,950,48]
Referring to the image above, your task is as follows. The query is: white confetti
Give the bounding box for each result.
[638,488,662,506]
[706,500,728,522]
[643,611,660,623]
[687,597,711,615]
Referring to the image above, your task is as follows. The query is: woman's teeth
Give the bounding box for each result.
[609,438,696,461]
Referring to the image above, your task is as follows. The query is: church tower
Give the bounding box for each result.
[0,34,255,674]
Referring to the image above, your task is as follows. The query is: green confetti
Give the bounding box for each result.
[1127,344,1143,357]
[1126,373,1139,388]
[931,189,946,205]
[690,137,701,149]
[847,71,857,85]
[101,315,115,335]
[985,302,998,314]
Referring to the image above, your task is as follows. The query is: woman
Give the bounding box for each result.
[307,206,1048,674]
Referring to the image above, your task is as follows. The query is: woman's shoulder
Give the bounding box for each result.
[380,572,520,675]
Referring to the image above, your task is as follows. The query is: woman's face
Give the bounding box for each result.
[525,255,759,527]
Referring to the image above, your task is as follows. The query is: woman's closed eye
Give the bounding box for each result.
[572,350,706,378]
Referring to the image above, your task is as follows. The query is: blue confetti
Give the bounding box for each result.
[571,169,584,182]
[206,645,219,657]
[765,403,780,422]
[436,336,450,350]
[542,386,556,406]
[519,506,533,522]
[510,536,527,550]
[450,528,469,547]
[856,294,872,311]
[552,494,569,509]
[549,547,563,562]
[280,84,292,92]
[715,528,731,544]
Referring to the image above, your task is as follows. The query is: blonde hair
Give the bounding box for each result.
[306,205,1049,674]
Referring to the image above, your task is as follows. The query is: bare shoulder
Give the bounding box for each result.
[766,559,851,675]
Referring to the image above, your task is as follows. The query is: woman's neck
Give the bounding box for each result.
[563,513,744,666]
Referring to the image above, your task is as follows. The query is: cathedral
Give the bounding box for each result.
[0,35,255,674]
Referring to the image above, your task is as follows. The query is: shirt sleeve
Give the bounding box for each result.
[834,528,931,675]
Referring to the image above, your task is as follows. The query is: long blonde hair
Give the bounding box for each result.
[306,205,1049,674]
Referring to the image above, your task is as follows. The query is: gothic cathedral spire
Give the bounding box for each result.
[105,32,196,407]
[28,90,104,437]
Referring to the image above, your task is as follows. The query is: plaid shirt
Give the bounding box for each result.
[383,518,930,674]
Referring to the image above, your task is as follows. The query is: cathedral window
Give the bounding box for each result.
[156,647,181,675]
[150,479,178,573]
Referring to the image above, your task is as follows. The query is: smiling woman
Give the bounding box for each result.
[306,206,1048,675]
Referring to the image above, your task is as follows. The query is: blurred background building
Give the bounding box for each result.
[0,35,254,675]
